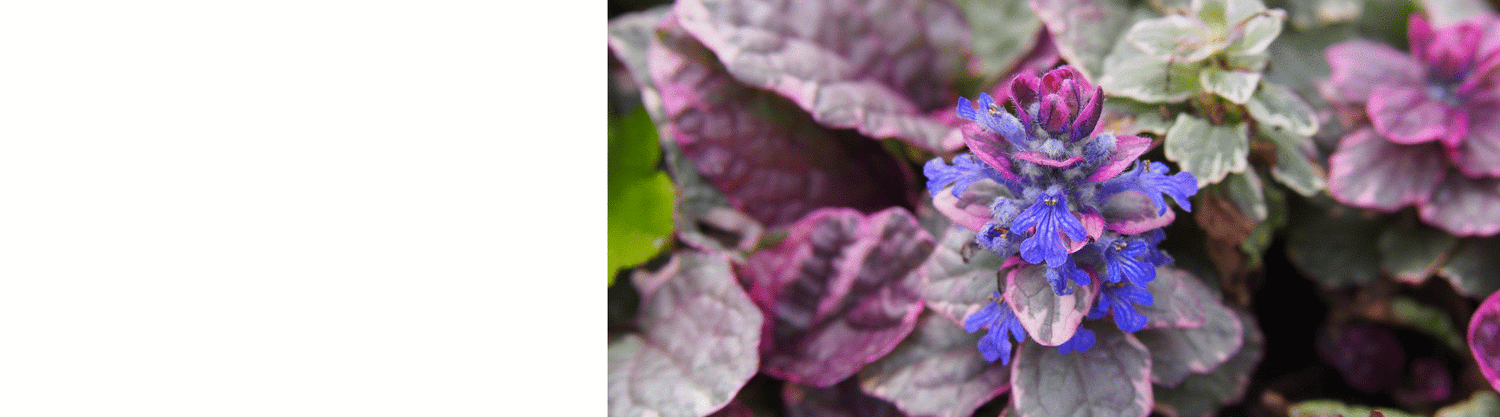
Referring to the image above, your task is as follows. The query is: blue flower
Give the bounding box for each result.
[1101,235,1156,287]
[966,294,1027,364]
[956,93,1028,150]
[1043,256,1091,295]
[1102,161,1198,215]
[1089,282,1155,333]
[1057,327,1096,355]
[1013,188,1087,267]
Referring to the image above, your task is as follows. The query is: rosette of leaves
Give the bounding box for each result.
[1091,0,1325,296]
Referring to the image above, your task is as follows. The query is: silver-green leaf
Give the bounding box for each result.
[1164,114,1249,188]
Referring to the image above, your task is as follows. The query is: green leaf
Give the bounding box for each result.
[1285,0,1362,29]
[1246,81,1318,136]
[1100,35,1204,103]
[1239,172,1287,270]
[1199,66,1261,104]
[1126,15,1223,63]
[1436,391,1500,417]
[1389,297,1465,352]
[1258,124,1325,197]
[1011,326,1153,417]
[1153,310,1265,417]
[1377,221,1456,284]
[955,0,1041,88]
[1223,171,1268,223]
[1287,399,1421,417]
[1284,205,1382,288]
[1100,98,1175,135]
[1164,114,1250,188]
[1438,236,1500,298]
[609,107,676,281]
[1226,10,1285,56]
[1420,0,1495,27]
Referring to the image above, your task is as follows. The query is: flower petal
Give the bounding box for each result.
[1367,85,1451,145]
[1327,128,1448,211]
[1324,40,1424,104]
[1418,175,1500,237]
[1086,134,1152,183]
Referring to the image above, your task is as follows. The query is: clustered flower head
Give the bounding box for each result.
[926,66,1198,363]
[1325,14,1500,237]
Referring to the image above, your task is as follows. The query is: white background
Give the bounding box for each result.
[0,1,594,415]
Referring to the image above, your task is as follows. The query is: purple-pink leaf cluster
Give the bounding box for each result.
[1325,15,1500,237]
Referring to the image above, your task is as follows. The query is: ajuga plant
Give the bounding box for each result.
[922,65,1263,417]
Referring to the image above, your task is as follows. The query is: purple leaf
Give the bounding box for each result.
[1366,85,1453,145]
[1137,266,1209,330]
[1030,0,1139,82]
[783,379,905,417]
[1153,310,1266,417]
[1451,104,1500,178]
[1100,190,1177,235]
[922,227,1010,327]
[608,252,764,417]
[1086,134,1152,183]
[1011,326,1154,417]
[858,312,1012,417]
[648,13,916,228]
[706,400,754,417]
[745,208,934,387]
[1005,263,1098,346]
[1469,289,1500,392]
[1319,322,1405,393]
[674,0,972,152]
[1134,297,1244,387]
[1418,176,1500,238]
[1327,128,1447,212]
[1323,40,1423,104]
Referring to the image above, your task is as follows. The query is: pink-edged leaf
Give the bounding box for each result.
[648,14,915,227]
[1005,263,1098,346]
[1087,134,1152,183]
[962,124,1022,182]
[1327,128,1448,212]
[608,252,764,417]
[1323,40,1424,104]
[1011,326,1154,417]
[1015,151,1086,168]
[1366,85,1453,145]
[933,179,1007,232]
[674,0,972,152]
[783,379,905,417]
[1153,310,1266,417]
[1449,105,1500,178]
[858,312,1012,417]
[1135,297,1244,387]
[1030,0,1139,82]
[1418,175,1500,237]
[1101,190,1177,235]
[745,208,934,387]
[922,227,1008,327]
[1070,211,1105,253]
[1319,322,1405,393]
[1138,266,1210,330]
[1469,289,1500,392]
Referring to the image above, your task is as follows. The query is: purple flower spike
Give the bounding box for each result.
[1324,14,1500,237]
[926,65,1197,361]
